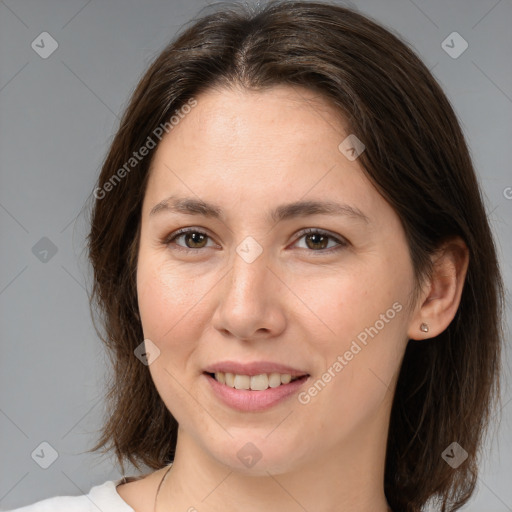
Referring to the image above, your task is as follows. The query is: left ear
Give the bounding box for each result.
[407,236,469,340]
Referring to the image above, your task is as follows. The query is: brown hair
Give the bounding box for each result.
[87,2,504,510]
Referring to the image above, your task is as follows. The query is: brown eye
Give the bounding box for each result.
[304,232,329,250]
[294,229,347,253]
[181,231,208,249]
[164,228,214,252]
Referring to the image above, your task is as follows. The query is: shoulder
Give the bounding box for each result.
[4,479,134,512]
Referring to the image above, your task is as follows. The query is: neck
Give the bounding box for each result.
[156,418,391,512]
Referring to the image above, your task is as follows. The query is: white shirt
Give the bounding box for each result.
[4,478,134,512]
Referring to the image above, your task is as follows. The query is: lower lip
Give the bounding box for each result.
[204,373,310,412]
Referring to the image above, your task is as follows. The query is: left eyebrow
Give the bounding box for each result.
[149,195,370,225]
[270,199,370,224]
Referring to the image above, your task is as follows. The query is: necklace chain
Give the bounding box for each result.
[154,463,174,512]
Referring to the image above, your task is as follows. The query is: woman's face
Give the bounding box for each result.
[136,85,418,474]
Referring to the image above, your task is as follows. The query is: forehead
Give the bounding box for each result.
[175,84,349,151]
[143,85,388,226]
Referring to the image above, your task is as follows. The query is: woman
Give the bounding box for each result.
[10,1,504,511]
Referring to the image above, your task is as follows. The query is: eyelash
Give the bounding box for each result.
[162,227,348,255]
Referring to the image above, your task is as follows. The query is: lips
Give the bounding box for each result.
[203,360,310,412]
[203,361,308,377]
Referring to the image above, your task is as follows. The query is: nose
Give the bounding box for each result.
[211,249,287,341]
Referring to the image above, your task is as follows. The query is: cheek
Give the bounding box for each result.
[296,296,407,446]
[297,257,410,403]
[136,256,206,422]
[136,252,212,342]
[291,254,409,346]
[136,255,208,406]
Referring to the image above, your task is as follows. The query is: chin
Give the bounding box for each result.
[204,433,309,476]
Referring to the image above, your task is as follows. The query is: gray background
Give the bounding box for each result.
[0,0,511,510]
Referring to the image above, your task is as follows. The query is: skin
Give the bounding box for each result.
[117,85,469,512]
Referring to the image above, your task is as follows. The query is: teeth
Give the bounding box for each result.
[225,372,235,387]
[250,374,269,390]
[280,374,291,384]
[268,373,282,388]
[211,371,303,391]
[234,374,250,390]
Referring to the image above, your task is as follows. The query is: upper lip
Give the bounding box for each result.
[204,361,309,377]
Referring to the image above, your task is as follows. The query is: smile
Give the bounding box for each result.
[203,371,310,412]
[208,371,303,391]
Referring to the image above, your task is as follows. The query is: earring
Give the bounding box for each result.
[420,322,429,333]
